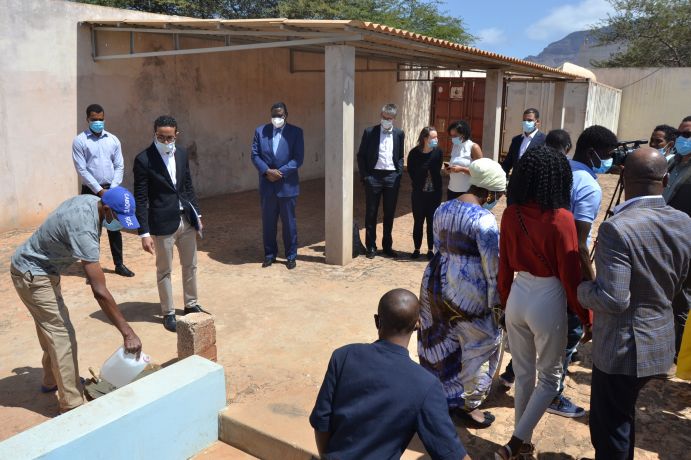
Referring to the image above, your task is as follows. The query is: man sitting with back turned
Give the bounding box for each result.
[309,289,470,460]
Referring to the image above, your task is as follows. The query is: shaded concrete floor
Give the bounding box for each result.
[0,174,688,459]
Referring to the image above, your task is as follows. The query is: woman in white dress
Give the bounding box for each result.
[445,120,484,201]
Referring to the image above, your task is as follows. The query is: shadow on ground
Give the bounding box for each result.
[0,367,58,418]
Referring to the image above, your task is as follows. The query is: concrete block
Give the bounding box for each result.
[178,313,217,361]
[0,356,227,460]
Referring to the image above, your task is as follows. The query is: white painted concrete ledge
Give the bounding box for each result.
[0,356,226,460]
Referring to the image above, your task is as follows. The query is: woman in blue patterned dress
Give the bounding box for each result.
[418,158,506,428]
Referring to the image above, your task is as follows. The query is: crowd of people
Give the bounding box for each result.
[6,100,691,459]
[311,107,691,460]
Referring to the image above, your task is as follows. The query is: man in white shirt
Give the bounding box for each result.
[133,115,205,332]
[501,108,547,176]
[72,103,134,277]
[357,104,406,259]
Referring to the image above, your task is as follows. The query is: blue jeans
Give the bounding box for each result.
[504,310,582,395]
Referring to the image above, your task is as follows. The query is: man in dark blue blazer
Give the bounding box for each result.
[251,102,304,269]
[357,104,405,259]
[501,108,546,176]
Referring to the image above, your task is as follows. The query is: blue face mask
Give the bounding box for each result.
[90,120,105,133]
[676,136,691,156]
[103,215,123,232]
[429,139,439,148]
[590,150,613,174]
[483,201,498,210]
[657,146,666,156]
[522,120,536,133]
[451,137,463,146]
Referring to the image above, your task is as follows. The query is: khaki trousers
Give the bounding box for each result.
[153,216,198,315]
[10,265,84,412]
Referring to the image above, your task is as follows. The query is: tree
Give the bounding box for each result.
[591,0,691,67]
[72,0,473,44]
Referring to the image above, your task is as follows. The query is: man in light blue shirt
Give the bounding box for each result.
[72,103,133,277]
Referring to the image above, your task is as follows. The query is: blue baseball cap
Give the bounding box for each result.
[101,186,139,230]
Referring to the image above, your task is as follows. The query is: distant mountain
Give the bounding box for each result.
[524,29,624,68]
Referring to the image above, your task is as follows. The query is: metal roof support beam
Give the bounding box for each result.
[93,26,341,38]
[92,34,363,61]
[324,45,355,266]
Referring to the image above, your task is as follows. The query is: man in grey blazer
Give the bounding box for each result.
[578,147,691,460]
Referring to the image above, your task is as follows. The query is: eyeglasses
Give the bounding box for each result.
[155,135,176,143]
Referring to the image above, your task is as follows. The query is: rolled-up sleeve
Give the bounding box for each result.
[416,381,467,460]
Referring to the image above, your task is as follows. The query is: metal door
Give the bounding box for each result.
[431,78,485,159]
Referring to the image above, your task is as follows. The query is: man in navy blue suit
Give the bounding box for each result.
[501,108,546,176]
[251,102,304,270]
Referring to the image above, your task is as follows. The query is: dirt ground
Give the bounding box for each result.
[0,173,689,459]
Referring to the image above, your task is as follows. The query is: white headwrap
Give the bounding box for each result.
[469,158,506,192]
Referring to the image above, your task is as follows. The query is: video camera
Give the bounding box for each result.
[612,139,648,166]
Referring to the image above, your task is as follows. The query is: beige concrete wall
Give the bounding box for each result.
[0,0,177,231]
[0,0,408,232]
[592,67,691,141]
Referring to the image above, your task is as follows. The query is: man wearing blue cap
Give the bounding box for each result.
[10,187,143,414]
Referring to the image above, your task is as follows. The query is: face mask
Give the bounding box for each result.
[483,201,498,210]
[429,139,439,148]
[522,120,536,133]
[154,138,175,155]
[590,150,613,174]
[451,137,463,146]
[271,117,285,129]
[657,146,666,156]
[90,120,105,133]
[676,136,691,156]
[381,119,393,131]
[103,216,123,232]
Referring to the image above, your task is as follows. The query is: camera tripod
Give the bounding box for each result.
[590,171,625,262]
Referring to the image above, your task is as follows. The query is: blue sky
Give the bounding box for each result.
[440,0,615,58]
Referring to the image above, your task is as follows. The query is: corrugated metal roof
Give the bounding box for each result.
[82,18,582,79]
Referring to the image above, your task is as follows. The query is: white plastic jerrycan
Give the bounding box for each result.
[100,346,151,388]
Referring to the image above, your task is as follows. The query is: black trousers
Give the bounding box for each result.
[81,185,123,266]
[411,190,441,251]
[589,365,650,460]
[364,170,401,251]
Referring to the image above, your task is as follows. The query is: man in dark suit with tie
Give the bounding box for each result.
[501,108,546,176]
[578,147,691,460]
[133,115,205,332]
[357,104,405,259]
[251,102,304,270]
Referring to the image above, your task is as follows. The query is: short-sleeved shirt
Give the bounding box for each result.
[309,340,466,460]
[569,159,602,244]
[11,195,101,276]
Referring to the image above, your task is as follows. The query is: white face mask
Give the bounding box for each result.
[381,119,393,131]
[154,137,175,155]
[272,117,285,129]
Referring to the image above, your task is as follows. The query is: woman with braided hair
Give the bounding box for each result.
[495,146,591,459]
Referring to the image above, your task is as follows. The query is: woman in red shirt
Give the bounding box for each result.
[495,146,591,460]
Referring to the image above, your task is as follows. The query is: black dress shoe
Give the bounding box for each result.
[383,248,398,258]
[286,259,297,270]
[365,249,376,259]
[262,257,275,268]
[115,264,135,277]
[411,250,420,259]
[184,305,208,315]
[163,314,177,332]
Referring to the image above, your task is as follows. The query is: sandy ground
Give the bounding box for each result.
[0,173,689,459]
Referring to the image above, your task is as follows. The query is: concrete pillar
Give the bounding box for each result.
[552,81,567,130]
[324,45,355,265]
[482,69,505,161]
